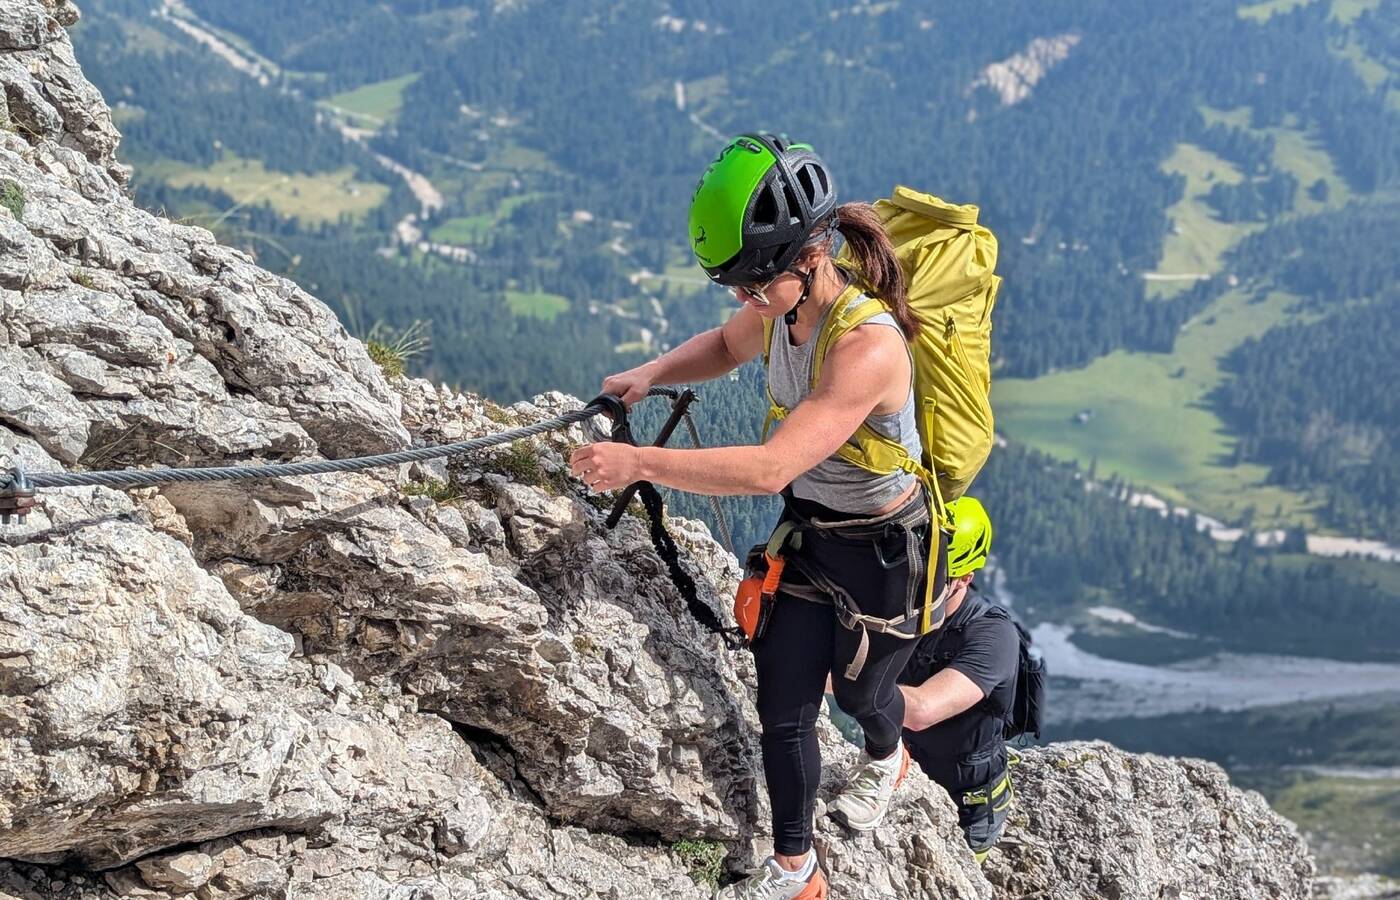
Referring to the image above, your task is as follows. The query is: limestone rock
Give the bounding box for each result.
[0,5,407,470]
[167,423,764,846]
[134,851,219,892]
[812,723,990,900]
[984,741,1314,900]
[0,440,491,870]
[0,0,120,177]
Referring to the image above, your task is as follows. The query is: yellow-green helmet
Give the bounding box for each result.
[946,496,993,578]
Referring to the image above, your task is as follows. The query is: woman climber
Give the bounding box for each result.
[570,133,950,899]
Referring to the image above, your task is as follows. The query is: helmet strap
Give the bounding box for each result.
[784,266,817,325]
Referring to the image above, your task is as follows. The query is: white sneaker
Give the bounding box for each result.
[715,855,828,900]
[830,743,912,831]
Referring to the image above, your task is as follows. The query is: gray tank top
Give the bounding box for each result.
[767,293,921,514]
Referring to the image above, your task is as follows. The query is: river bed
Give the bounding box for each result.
[1037,622,1400,722]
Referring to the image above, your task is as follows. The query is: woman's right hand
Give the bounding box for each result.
[601,363,656,407]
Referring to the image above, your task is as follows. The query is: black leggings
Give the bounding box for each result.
[753,500,943,856]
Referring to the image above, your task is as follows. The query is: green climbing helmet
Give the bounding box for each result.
[946,495,993,578]
[688,133,838,287]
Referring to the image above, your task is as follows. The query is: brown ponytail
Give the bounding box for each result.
[831,202,917,339]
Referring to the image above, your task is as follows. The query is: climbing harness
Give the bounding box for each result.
[781,493,952,680]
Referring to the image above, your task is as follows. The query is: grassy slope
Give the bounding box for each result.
[146,154,389,224]
[325,73,420,129]
[996,133,1325,527]
[998,0,1389,533]
[1152,142,1259,281]
[996,289,1318,525]
[994,77,1370,531]
[1262,774,1400,876]
[1238,0,1320,19]
[429,191,549,245]
[429,214,494,244]
[504,290,569,320]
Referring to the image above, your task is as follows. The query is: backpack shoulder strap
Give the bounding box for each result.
[762,317,775,367]
[810,285,888,388]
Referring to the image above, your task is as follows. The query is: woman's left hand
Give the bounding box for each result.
[569,442,642,491]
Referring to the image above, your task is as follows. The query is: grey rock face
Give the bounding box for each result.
[812,723,991,900]
[0,437,490,871]
[0,0,119,177]
[984,742,1314,900]
[160,386,765,846]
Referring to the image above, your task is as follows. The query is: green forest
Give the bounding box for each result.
[73,0,1400,660]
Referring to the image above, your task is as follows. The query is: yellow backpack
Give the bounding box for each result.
[763,185,1000,534]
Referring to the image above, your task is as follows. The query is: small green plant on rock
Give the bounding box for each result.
[0,180,25,221]
[672,839,726,890]
[489,440,573,495]
[364,319,429,379]
[492,440,547,486]
[483,400,514,425]
[402,477,458,503]
[69,270,95,288]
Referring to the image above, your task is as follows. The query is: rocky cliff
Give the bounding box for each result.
[0,2,1316,898]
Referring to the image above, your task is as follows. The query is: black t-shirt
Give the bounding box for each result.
[899,595,1019,797]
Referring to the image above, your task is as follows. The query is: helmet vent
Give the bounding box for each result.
[797,165,817,202]
[752,186,778,226]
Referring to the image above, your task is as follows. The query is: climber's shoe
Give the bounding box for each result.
[715,853,827,900]
[829,741,911,832]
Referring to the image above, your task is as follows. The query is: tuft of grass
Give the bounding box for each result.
[483,400,514,426]
[672,839,726,890]
[69,270,95,289]
[364,319,430,379]
[487,439,577,495]
[572,634,597,657]
[490,439,548,486]
[402,477,459,504]
[0,180,25,221]
[1054,752,1097,770]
